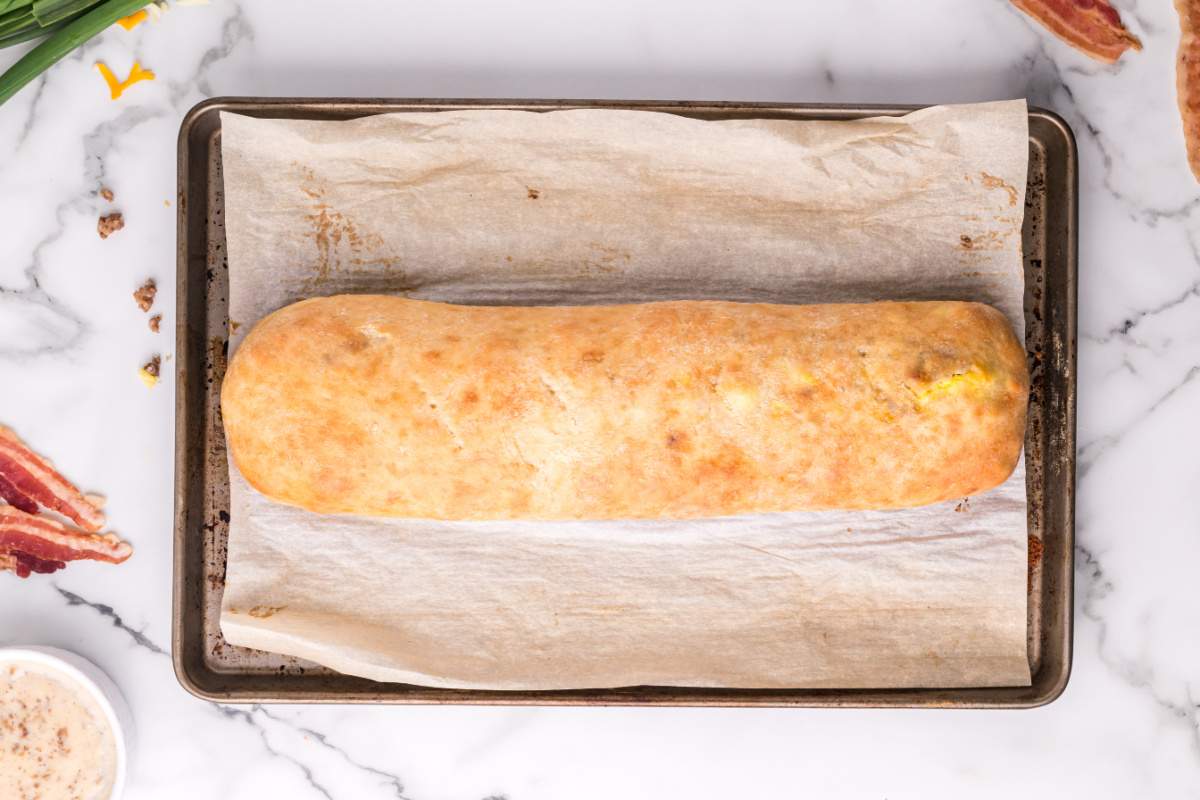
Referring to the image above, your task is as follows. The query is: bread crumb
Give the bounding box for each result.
[138,355,161,387]
[100,187,114,202]
[97,212,124,239]
[149,314,162,333]
[133,279,156,312]
[163,199,170,207]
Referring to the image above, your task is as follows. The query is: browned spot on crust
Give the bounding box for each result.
[665,430,691,452]
[581,349,605,364]
[462,389,479,405]
[699,444,750,480]
[344,333,370,353]
[423,350,442,361]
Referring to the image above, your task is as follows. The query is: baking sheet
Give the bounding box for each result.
[215,101,1032,690]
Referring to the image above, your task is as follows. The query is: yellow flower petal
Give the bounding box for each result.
[116,9,148,30]
[94,60,156,101]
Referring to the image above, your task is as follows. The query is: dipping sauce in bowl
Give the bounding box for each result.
[0,649,126,800]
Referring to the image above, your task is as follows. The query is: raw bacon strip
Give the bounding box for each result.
[0,551,60,577]
[1178,0,1200,180]
[0,426,106,532]
[0,507,132,579]
[12,552,67,578]
[1012,0,1142,63]
[0,472,38,514]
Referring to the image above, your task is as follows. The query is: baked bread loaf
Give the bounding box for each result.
[222,296,1028,520]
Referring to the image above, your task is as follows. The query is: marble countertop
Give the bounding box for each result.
[2,0,1197,797]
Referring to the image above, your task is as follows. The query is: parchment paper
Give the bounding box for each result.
[218,101,1032,689]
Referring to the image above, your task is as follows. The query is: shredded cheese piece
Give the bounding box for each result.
[94,61,156,101]
[116,9,148,30]
[138,367,159,388]
[914,365,990,406]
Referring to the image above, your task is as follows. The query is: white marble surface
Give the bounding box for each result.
[0,0,1196,797]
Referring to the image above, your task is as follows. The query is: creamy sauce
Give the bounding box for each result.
[0,660,117,800]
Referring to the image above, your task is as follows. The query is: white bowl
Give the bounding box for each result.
[0,646,132,800]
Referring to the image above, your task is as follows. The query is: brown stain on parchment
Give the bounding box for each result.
[495,242,631,277]
[980,171,1018,207]
[581,242,631,274]
[248,605,285,619]
[957,230,1009,252]
[296,164,408,289]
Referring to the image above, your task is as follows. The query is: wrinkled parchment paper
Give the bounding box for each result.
[219,101,1032,689]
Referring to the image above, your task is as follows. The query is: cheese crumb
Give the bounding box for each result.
[116,9,148,30]
[139,355,161,388]
[95,61,156,101]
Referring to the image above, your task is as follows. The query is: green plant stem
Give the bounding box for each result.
[0,7,34,32]
[0,18,63,47]
[0,0,34,17]
[0,0,146,107]
[32,0,101,27]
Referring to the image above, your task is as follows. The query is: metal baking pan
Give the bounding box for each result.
[174,98,1076,707]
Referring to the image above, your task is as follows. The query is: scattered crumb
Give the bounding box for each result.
[959,234,973,249]
[149,314,162,333]
[229,320,241,334]
[163,199,170,207]
[99,187,114,202]
[139,355,161,388]
[133,278,156,312]
[97,212,124,239]
[954,497,971,513]
[527,187,540,199]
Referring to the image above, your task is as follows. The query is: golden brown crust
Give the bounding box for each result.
[1178,0,1200,180]
[222,296,1028,520]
